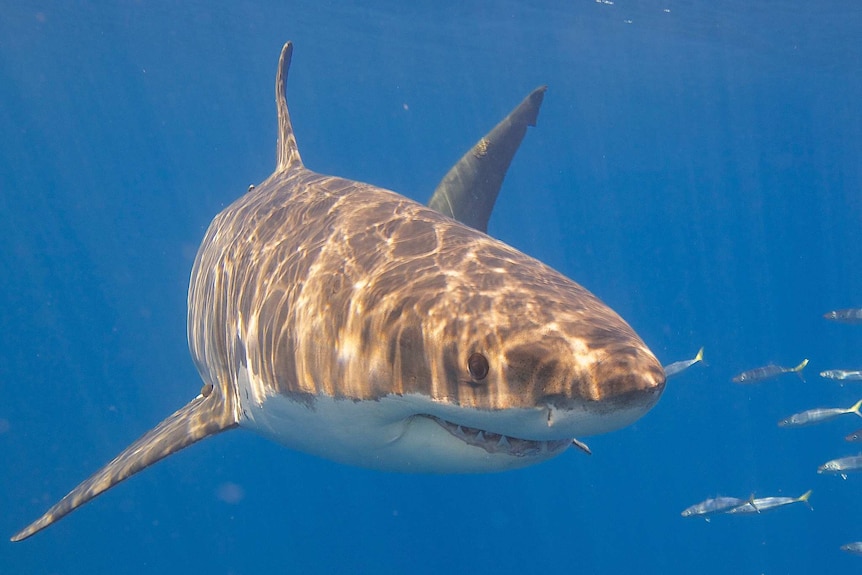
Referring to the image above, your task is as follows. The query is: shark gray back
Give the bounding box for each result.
[12,42,665,542]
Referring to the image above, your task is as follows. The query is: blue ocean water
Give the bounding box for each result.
[2,1,861,573]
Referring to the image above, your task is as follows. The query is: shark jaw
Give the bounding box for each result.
[424,415,571,457]
[236,366,652,473]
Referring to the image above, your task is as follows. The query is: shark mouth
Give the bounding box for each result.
[426,415,571,457]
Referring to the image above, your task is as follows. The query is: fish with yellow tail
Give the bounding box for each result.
[725,490,813,514]
[732,359,808,384]
[778,399,862,427]
[663,347,705,378]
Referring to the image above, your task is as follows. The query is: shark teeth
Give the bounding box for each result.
[427,416,570,457]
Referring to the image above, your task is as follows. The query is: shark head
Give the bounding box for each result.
[413,245,667,444]
[230,207,665,473]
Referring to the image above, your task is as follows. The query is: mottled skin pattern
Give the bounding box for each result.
[190,167,663,417]
[12,42,665,542]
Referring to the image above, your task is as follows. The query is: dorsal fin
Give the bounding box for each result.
[275,42,303,172]
[427,86,546,233]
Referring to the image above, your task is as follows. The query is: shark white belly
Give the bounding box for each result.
[240,381,568,474]
[237,364,641,473]
[11,41,666,542]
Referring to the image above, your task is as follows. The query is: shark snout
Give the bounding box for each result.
[580,345,666,430]
[537,346,665,437]
[596,346,664,397]
[502,338,665,438]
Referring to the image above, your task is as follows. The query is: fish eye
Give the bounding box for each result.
[468,353,489,381]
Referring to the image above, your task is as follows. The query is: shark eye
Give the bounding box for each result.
[468,353,489,381]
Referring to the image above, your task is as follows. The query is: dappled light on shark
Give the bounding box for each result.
[11,42,665,542]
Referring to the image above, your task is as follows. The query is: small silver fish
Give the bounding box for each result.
[732,359,808,384]
[824,308,862,324]
[820,369,862,381]
[725,490,813,514]
[680,496,747,518]
[778,399,862,427]
[818,454,862,479]
[841,542,862,556]
[571,438,592,455]
[664,347,705,378]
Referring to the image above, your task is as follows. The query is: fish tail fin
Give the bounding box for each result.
[852,399,862,418]
[793,358,809,381]
[798,489,813,510]
[11,392,237,542]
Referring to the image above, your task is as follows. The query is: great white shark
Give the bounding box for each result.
[12,42,665,542]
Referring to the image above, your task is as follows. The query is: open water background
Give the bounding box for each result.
[2,2,862,573]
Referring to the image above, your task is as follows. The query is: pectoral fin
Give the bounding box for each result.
[11,390,237,542]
